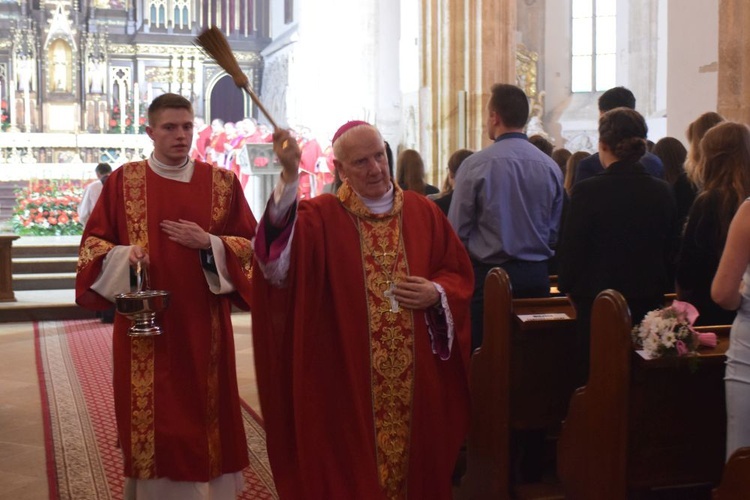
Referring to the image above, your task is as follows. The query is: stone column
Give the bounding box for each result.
[718,0,750,123]
[421,0,516,184]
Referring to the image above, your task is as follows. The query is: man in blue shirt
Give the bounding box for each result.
[575,86,664,184]
[449,83,564,351]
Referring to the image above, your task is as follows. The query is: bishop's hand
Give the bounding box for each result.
[273,129,301,183]
[392,276,441,310]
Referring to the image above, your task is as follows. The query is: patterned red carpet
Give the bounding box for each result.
[34,319,278,500]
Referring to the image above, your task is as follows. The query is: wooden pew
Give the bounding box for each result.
[713,447,750,500]
[459,267,577,499]
[557,289,730,499]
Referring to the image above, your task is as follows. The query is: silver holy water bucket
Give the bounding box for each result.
[115,261,170,337]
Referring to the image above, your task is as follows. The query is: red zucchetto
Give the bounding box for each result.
[331,120,371,145]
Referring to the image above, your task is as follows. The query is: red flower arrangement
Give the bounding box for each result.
[108,103,146,134]
[11,179,84,236]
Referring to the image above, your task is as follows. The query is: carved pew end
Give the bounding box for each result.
[713,447,750,500]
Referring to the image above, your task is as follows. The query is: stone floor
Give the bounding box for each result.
[0,312,258,500]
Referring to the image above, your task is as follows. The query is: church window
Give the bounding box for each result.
[571,0,616,92]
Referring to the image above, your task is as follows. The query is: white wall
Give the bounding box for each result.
[666,0,718,141]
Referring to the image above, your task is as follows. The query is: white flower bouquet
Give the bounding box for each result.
[632,300,717,359]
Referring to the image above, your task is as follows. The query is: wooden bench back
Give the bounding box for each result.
[460,267,577,499]
[713,447,750,500]
[557,289,730,499]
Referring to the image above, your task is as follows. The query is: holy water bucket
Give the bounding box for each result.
[115,262,170,337]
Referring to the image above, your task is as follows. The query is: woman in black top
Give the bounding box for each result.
[432,148,473,216]
[652,136,696,228]
[676,122,750,326]
[558,108,678,383]
[396,149,439,195]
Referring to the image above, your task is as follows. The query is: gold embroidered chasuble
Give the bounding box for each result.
[339,183,414,498]
[251,181,472,500]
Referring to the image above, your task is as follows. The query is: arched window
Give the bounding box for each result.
[571,0,616,92]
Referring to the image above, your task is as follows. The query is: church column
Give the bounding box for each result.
[717,0,750,123]
[421,0,516,184]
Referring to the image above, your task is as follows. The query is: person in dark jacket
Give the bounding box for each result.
[431,149,473,216]
[558,107,679,384]
[574,87,665,184]
[652,136,696,227]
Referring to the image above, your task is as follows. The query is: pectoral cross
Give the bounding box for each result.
[383,282,400,313]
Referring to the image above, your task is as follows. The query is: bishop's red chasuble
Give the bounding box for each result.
[76,160,256,481]
[252,183,473,499]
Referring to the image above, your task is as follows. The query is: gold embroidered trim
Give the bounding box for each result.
[206,300,222,477]
[124,161,149,249]
[338,180,404,220]
[130,337,156,477]
[77,236,115,272]
[211,167,234,231]
[356,214,414,499]
[222,236,254,281]
[123,161,156,478]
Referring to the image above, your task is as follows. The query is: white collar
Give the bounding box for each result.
[358,184,394,215]
[147,153,195,182]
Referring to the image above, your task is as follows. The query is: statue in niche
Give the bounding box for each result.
[17,57,33,93]
[49,40,71,93]
[87,54,105,94]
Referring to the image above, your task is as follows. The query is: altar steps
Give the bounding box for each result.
[11,237,79,291]
[0,180,25,229]
[0,236,93,323]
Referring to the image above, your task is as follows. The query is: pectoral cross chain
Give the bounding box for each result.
[383,282,400,313]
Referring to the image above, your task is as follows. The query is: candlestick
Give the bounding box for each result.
[23,82,30,132]
[133,81,140,133]
[119,83,126,134]
[8,79,16,131]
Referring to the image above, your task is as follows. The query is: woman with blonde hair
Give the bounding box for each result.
[397,149,439,196]
[677,122,750,326]
[685,111,724,187]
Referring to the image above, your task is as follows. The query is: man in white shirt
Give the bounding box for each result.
[77,162,112,226]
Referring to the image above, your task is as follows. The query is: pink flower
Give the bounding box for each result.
[676,340,689,356]
[696,332,718,348]
[671,300,700,326]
